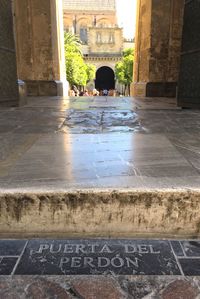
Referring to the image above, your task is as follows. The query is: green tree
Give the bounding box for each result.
[64,32,96,88]
[64,32,82,54]
[86,63,96,83]
[65,51,88,87]
[115,48,134,95]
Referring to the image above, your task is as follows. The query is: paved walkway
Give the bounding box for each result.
[1,96,200,298]
[0,96,200,191]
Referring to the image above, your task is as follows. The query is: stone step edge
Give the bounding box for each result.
[0,189,199,238]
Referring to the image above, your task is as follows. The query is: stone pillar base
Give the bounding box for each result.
[133,82,177,98]
[25,80,68,97]
[0,79,27,107]
[0,97,19,107]
[18,79,27,106]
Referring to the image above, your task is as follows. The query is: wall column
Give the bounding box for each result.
[132,0,184,98]
[14,0,68,96]
[178,0,200,108]
[0,0,19,106]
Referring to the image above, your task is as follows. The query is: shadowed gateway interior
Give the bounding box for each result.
[95,66,115,91]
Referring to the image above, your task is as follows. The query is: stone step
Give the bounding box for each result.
[0,189,200,238]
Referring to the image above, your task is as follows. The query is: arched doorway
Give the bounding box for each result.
[95,67,115,91]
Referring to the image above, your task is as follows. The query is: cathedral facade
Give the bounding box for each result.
[63,0,125,92]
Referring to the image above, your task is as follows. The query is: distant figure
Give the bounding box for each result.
[70,90,75,96]
[72,85,79,97]
[103,89,108,96]
[84,89,89,96]
[109,89,115,96]
[93,88,99,96]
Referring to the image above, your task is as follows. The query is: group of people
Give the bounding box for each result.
[70,85,114,97]
[91,88,110,96]
[70,85,91,97]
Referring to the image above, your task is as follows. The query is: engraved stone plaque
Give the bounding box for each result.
[15,239,181,275]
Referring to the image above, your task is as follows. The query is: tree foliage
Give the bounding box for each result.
[86,64,96,83]
[115,48,134,94]
[64,32,96,88]
[64,32,82,54]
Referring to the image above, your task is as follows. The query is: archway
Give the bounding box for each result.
[95,66,115,91]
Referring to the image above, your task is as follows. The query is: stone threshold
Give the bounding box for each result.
[0,239,200,276]
[0,190,200,238]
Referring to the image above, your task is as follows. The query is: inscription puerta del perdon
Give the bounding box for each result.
[31,242,160,271]
[12,239,181,275]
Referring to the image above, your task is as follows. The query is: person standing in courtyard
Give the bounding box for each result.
[103,89,108,96]
[93,88,99,96]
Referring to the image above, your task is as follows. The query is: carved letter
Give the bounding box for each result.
[138,245,149,254]
[100,244,113,253]
[71,257,82,267]
[88,244,98,253]
[149,245,160,254]
[50,244,62,254]
[111,257,124,268]
[75,245,86,254]
[124,245,136,253]
[98,257,110,268]
[125,257,139,268]
[34,244,49,254]
[64,244,73,253]
[59,257,69,270]
[84,257,95,268]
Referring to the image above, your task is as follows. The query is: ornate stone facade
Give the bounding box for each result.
[63,0,124,91]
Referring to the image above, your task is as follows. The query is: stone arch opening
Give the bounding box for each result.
[1,0,199,107]
[95,66,115,91]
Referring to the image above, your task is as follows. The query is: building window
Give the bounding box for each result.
[96,32,102,43]
[109,32,115,43]
[80,27,88,44]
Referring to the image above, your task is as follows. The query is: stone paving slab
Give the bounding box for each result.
[1,276,200,299]
[1,132,200,190]
[60,109,141,133]
[0,239,200,276]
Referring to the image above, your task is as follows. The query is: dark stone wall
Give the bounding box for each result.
[0,0,19,106]
[133,0,184,98]
[178,0,200,107]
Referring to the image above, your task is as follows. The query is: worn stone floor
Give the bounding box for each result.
[1,96,200,298]
[1,275,200,298]
[0,96,200,190]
